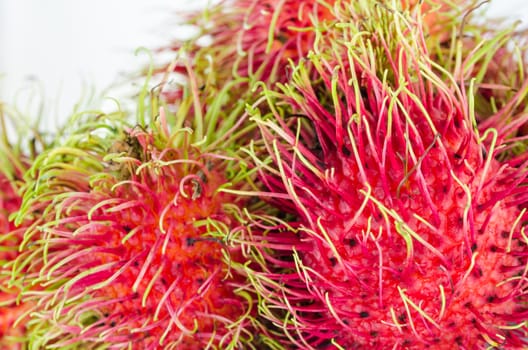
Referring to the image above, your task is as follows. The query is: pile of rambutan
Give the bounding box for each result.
[1,0,527,349]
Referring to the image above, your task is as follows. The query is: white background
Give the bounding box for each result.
[0,0,527,132]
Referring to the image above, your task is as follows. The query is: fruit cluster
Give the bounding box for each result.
[1,1,527,349]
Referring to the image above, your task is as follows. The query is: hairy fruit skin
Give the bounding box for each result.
[12,105,269,349]
[162,0,333,84]
[248,7,528,349]
[3,1,528,349]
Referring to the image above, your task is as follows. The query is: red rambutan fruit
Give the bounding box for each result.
[159,0,334,85]
[245,3,528,349]
[10,71,275,349]
[153,0,373,111]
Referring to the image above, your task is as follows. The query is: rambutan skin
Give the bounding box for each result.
[10,92,273,349]
[246,4,528,349]
[154,0,344,110]
[162,0,333,83]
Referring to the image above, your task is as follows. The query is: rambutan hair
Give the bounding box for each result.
[9,64,278,349]
[245,2,528,348]
[430,5,528,145]
[159,0,334,85]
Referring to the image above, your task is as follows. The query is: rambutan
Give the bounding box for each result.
[160,0,334,86]
[246,3,528,348]
[3,1,526,349]
[10,69,275,349]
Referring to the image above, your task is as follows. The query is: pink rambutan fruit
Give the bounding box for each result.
[158,0,334,87]
[244,3,528,349]
[10,70,278,349]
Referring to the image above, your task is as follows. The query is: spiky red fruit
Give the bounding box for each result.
[13,117,266,349]
[248,13,528,350]
[159,0,335,90]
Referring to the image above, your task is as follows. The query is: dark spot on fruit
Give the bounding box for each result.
[342,145,351,157]
[464,302,472,308]
[490,245,498,252]
[110,321,116,327]
[471,243,477,252]
[487,295,496,303]
[359,311,369,318]
[474,267,483,278]
[196,278,204,285]
[329,257,337,266]
[471,318,477,324]
[457,217,463,226]
[161,278,167,285]
[477,228,484,235]
[312,312,324,319]
[501,231,509,238]
[186,237,196,247]
[442,185,448,194]
[248,196,260,206]
[402,339,412,347]
[398,313,406,323]
[360,86,368,99]
[347,238,358,247]
[123,226,132,233]
[133,261,139,267]
[455,336,463,345]
[275,33,288,43]
[433,338,441,343]
[454,153,462,159]
[499,265,510,273]
[370,331,378,337]
[317,339,334,349]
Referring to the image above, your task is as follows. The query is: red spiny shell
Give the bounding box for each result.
[17,135,260,349]
[254,47,528,349]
